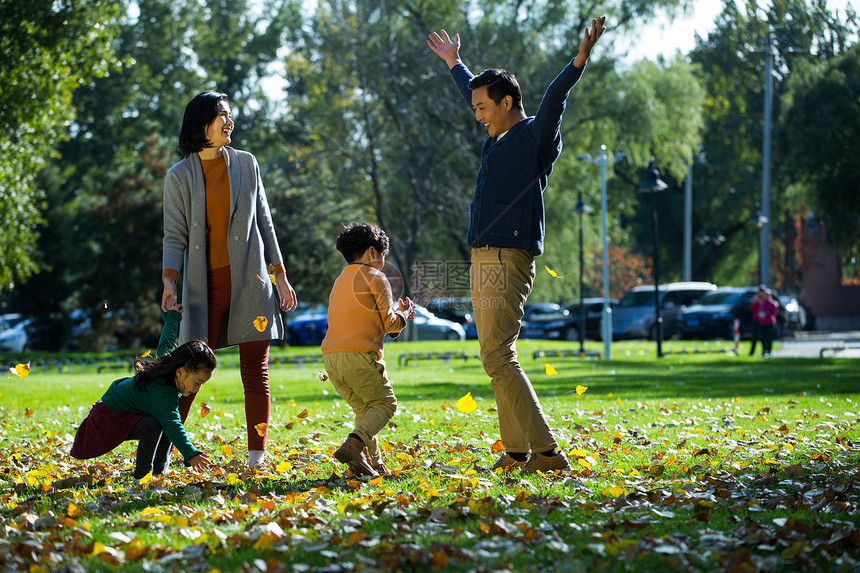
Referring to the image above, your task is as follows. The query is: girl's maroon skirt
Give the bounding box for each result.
[70,401,144,459]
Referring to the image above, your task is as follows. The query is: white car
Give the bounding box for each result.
[0,313,31,353]
[393,305,466,342]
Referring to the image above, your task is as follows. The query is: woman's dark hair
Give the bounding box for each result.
[178,91,229,156]
[468,68,523,111]
[336,222,390,263]
[134,340,217,390]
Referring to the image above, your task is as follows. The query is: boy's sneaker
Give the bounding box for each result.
[491,453,527,472]
[522,452,571,475]
[335,437,378,477]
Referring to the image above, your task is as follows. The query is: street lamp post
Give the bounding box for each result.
[637,158,668,358]
[579,145,625,360]
[573,190,592,356]
[748,205,769,284]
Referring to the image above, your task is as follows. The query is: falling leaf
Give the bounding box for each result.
[317,371,329,382]
[25,408,33,417]
[456,392,478,413]
[9,363,30,378]
[576,385,588,395]
[256,274,266,284]
[545,364,558,375]
[200,403,211,418]
[141,350,152,358]
[256,423,268,437]
[296,409,309,419]
[544,265,569,278]
[253,316,268,332]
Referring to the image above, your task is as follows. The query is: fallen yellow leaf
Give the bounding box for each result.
[456,392,478,413]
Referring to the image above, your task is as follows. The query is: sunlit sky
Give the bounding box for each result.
[626,0,856,63]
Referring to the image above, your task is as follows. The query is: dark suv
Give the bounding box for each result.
[678,286,784,340]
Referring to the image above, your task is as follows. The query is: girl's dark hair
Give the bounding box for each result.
[178,91,229,156]
[468,68,524,112]
[336,222,390,263]
[134,340,217,390]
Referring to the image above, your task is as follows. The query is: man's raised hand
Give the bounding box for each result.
[573,16,606,68]
[427,29,462,69]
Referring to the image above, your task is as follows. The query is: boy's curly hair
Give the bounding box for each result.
[336,222,390,263]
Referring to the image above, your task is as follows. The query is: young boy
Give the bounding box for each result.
[321,222,415,477]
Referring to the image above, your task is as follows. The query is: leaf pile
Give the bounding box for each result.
[1,379,860,571]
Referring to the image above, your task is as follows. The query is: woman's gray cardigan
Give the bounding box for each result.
[162,147,285,347]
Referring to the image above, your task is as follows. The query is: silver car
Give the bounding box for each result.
[394,306,466,342]
[607,282,717,340]
[0,313,31,353]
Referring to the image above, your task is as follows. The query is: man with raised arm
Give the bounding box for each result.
[427,17,606,476]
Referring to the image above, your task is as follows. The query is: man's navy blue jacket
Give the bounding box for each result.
[451,61,585,256]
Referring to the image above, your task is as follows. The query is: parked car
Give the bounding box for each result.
[396,305,466,342]
[678,287,759,340]
[779,295,807,332]
[521,298,617,341]
[425,297,477,339]
[608,282,717,340]
[518,302,562,338]
[0,313,32,354]
[285,306,329,346]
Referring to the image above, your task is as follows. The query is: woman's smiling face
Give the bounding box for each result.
[204,100,233,149]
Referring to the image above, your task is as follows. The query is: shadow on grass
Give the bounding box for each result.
[277,356,860,404]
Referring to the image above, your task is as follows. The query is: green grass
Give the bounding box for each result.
[1,338,859,572]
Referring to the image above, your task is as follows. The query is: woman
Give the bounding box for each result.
[161,91,297,469]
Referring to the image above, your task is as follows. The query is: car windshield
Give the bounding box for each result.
[618,291,656,307]
[697,292,742,305]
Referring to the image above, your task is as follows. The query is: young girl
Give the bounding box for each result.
[71,302,216,480]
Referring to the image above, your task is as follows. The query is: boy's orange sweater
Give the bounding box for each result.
[321,264,405,358]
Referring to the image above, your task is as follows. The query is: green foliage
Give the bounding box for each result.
[0,0,120,292]
[687,0,860,289]
[781,44,860,250]
[9,0,857,351]
[14,0,301,349]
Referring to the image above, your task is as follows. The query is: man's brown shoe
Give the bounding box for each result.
[371,461,390,476]
[522,452,571,475]
[491,453,527,472]
[335,437,378,477]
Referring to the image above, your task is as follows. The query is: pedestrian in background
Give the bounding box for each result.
[752,287,779,357]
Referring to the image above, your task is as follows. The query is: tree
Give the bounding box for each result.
[14,0,301,349]
[686,0,859,290]
[781,44,860,252]
[0,0,119,293]
[280,0,703,305]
